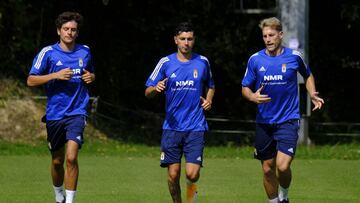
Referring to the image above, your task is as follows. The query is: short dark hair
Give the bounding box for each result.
[55,11,83,29]
[174,22,194,36]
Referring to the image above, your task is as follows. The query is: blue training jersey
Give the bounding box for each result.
[242,47,311,124]
[146,53,215,131]
[29,43,94,120]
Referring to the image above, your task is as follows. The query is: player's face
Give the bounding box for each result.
[262,26,283,54]
[57,20,79,45]
[174,32,195,55]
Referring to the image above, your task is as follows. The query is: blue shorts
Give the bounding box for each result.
[46,115,86,152]
[160,130,205,167]
[254,119,299,160]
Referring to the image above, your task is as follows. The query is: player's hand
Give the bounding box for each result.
[55,68,73,80]
[155,78,168,93]
[200,96,212,111]
[310,91,324,111]
[82,69,95,84]
[253,86,271,104]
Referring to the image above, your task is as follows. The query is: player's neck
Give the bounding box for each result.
[59,41,75,52]
[176,52,192,62]
[266,46,284,57]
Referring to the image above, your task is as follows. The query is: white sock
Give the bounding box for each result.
[65,190,76,203]
[53,185,65,202]
[278,185,289,201]
[269,197,279,203]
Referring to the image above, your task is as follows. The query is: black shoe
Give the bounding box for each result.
[279,199,289,203]
[56,196,65,203]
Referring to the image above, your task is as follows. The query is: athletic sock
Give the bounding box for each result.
[53,185,65,202]
[269,197,279,203]
[65,190,76,203]
[186,179,198,203]
[278,185,289,201]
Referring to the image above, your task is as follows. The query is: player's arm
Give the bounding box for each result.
[201,87,215,111]
[242,86,271,104]
[304,73,324,111]
[27,68,73,86]
[145,78,168,98]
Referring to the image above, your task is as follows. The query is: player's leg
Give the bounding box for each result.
[254,123,279,203]
[276,151,293,203]
[51,148,66,203]
[63,115,86,203]
[184,131,204,203]
[160,130,183,203]
[168,163,182,203]
[261,158,279,202]
[275,119,299,203]
[64,140,79,203]
[185,163,200,203]
[47,119,67,203]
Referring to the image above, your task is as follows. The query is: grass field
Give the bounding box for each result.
[1,141,360,203]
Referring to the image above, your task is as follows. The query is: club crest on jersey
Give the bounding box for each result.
[193,69,198,78]
[282,64,286,73]
[79,58,83,67]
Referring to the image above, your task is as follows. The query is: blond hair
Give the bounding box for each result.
[259,17,282,31]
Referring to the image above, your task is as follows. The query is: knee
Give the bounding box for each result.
[52,157,64,169]
[277,162,290,173]
[66,154,78,166]
[262,164,275,177]
[186,171,199,182]
[168,169,180,182]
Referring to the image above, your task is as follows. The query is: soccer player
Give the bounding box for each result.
[27,12,95,203]
[241,17,324,203]
[145,22,215,203]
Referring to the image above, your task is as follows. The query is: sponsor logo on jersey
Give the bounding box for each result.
[170,73,177,78]
[79,58,83,67]
[282,64,287,73]
[56,60,63,66]
[259,66,266,72]
[288,148,294,153]
[193,68,198,78]
[176,80,194,87]
[72,68,81,75]
[263,75,283,81]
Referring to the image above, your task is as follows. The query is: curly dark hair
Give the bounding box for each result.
[55,11,83,29]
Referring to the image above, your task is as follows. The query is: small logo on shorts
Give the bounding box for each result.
[254,148,257,156]
[288,148,294,153]
[48,142,52,150]
[160,152,165,160]
[76,136,82,141]
[196,156,202,161]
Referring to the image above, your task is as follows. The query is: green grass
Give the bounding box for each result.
[1,140,360,202]
[0,155,359,203]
